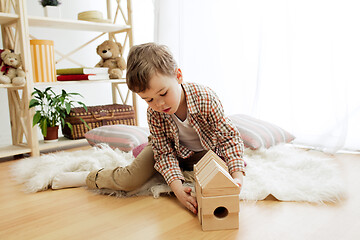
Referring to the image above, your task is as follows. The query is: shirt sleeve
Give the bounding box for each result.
[206,91,246,175]
[147,110,185,185]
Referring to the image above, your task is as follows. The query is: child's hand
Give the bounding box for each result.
[170,180,198,214]
[231,171,243,189]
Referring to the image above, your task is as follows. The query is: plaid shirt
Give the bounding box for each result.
[147,82,245,185]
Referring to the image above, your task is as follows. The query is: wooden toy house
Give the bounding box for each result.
[194,150,240,231]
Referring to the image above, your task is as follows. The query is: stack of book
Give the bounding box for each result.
[56,67,110,81]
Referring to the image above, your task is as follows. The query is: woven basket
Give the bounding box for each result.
[62,104,136,139]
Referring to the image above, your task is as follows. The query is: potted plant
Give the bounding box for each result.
[29,87,88,142]
[39,0,61,7]
[40,0,62,18]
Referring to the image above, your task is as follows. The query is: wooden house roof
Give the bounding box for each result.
[195,150,240,197]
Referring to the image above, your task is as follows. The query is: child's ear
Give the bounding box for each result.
[176,68,183,84]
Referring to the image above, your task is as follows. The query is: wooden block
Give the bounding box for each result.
[197,160,240,197]
[196,160,218,186]
[194,150,228,173]
[202,212,239,231]
[195,179,202,223]
[194,150,241,231]
[201,195,240,215]
[199,195,240,231]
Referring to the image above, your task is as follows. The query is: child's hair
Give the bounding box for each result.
[126,42,178,93]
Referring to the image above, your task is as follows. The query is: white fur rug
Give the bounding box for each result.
[10,144,345,203]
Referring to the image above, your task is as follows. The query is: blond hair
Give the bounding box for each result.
[126,42,178,93]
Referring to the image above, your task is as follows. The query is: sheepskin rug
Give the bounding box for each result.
[10,144,345,203]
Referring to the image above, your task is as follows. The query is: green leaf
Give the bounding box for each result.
[41,118,48,137]
[65,122,73,134]
[69,92,82,97]
[32,112,42,126]
[65,102,71,114]
[61,118,69,128]
[80,117,90,130]
[32,88,44,99]
[78,102,88,112]
[29,99,40,108]
[44,86,52,92]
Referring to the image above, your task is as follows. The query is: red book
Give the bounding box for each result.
[57,74,110,81]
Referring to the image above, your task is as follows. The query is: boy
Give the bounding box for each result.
[126,42,245,214]
[52,42,245,215]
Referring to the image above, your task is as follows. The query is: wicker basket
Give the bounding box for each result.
[62,104,136,139]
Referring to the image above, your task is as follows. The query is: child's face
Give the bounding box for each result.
[138,71,184,115]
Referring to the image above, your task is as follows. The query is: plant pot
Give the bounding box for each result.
[43,6,61,18]
[44,126,59,142]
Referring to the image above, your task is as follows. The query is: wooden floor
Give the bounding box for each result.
[0,147,359,240]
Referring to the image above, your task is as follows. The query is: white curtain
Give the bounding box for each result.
[153,0,360,153]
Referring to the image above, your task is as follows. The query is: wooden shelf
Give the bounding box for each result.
[38,137,89,151]
[0,138,89,158]
[0,84,25,89]
[28,16,130,33]
[34,79,126,86]
[0,12,131,33]
[0,12,18,25]
[1,80,127,89]
[0,144,31,158]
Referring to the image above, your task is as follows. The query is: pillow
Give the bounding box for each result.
[229,114,295,150]
[85,124,150,152]
[132,142,148,158]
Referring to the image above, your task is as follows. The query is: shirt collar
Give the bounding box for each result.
[182,82,199,114]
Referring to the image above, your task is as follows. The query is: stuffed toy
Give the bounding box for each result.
[95,40,126,79]
[0,49,26,86]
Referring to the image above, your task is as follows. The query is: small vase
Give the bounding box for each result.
[44,126,59,142]
[43,6,61,18]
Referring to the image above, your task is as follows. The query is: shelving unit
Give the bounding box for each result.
[28,15,130,33]
[0,12,18,24]
[34,78,126,86]
[0,0,136,158]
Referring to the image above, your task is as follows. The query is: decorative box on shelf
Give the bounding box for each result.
[62,103,136,140]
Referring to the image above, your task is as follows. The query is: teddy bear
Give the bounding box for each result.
[95,40,126,79]
[0,49,26,86]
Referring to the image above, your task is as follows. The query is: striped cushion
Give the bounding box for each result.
[85,125,150,152]
[229,114,295,149]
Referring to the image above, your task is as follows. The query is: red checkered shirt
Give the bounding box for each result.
[147,82,245,185]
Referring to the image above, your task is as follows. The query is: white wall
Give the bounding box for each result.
[0,0,153,146]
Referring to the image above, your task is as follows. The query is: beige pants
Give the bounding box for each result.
[86,144,207,191]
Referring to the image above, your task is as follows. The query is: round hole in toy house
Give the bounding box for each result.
[213,206,229,219]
